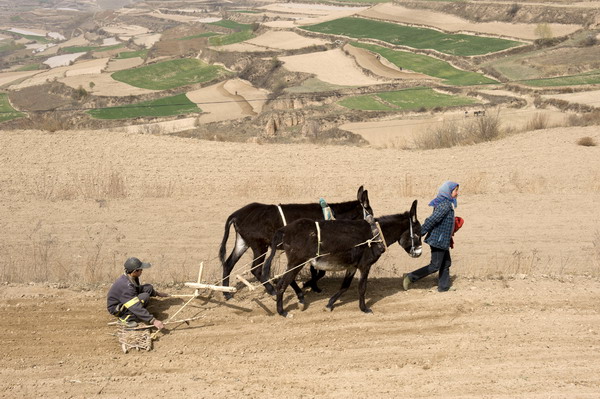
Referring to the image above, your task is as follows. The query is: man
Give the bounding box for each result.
[107,257,169,328]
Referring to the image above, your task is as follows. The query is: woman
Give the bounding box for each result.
[403,181,459,292]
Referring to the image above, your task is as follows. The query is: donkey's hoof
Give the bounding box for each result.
[312,286,322,293]
[299,301,307,311]
[324,305,333,312]
[286,312,294,319]
[362,308,373,314]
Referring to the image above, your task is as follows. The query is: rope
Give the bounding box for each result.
[255,233,386,288]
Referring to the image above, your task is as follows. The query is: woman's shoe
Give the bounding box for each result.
[402,274,411,291]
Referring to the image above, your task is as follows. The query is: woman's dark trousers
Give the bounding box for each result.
[408,246,452,291]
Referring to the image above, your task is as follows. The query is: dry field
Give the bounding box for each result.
[1,124,600,398]
[341,106,570,148]
[186,79,268,122]
[543,89,600,107]
[280,49,390,86]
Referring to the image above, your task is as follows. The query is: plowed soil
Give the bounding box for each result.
[1,276,600,398]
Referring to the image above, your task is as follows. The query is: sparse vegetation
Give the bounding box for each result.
[507,3,520,19]
[73,85,89,100]
[178,32,219,40]
[0,40,25,55]
[526,113,549,130]
[30,111,72,132]
[413,121,464,150]
[521,70,600,87]
[534,23,553,40]
[567,111,600,127]
[208,20,254,31]
[61,44,124,55]
[339,87,479,111]
[580,34,597,47]
[577,136,597,146]
[414,112,501,149]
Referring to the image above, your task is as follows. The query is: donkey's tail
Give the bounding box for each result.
[219,214,236,267]
[261,228,284,291]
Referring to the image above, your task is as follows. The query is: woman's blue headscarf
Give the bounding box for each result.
[429,181,459,208]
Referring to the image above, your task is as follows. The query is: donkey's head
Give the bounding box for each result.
[398,200,422,258]
[330,185,374,221]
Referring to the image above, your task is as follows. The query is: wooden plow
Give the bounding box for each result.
[111,262,234,353]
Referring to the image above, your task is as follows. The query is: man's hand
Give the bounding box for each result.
[156,291,170,298]
[153,319,165,330]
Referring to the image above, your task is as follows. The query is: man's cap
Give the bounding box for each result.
[124,257,152,273]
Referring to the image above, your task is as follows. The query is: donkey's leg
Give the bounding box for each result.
[357,265,373,314]
[302,266,326,293]
[325,268,357,312]
[276,263,304,317]
[222,233,248,300]
[250,245,274,295]
[290,281,306,310]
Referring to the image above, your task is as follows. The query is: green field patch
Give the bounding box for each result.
[303,17,523,56]
[1,30,51,43]
[339,87,478,111]
[178,32,220,40]
[209,30,254,46]
[350,42,497,86]
[0,93,25,122]
[116,49,148,59]
[15,63,42,71]
[62,45,96,53]
[88,93,199,119]
[520,70,600,87]
[111,59,229,90]
[208,20,254,31]
[338,95,397,111]
[93,44,125,52]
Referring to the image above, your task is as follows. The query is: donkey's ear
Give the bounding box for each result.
[357,185,365,202]
[360,189,370,207]
[410,200,418,222]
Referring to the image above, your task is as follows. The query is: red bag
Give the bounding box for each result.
[450,217,464,249]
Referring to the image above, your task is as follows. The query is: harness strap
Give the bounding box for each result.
[375,221,388,252]
[315,221,322,256]
[277,205,287,226]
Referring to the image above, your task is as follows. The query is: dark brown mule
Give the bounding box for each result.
[261,200,422,317]
[219,186,373,299]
